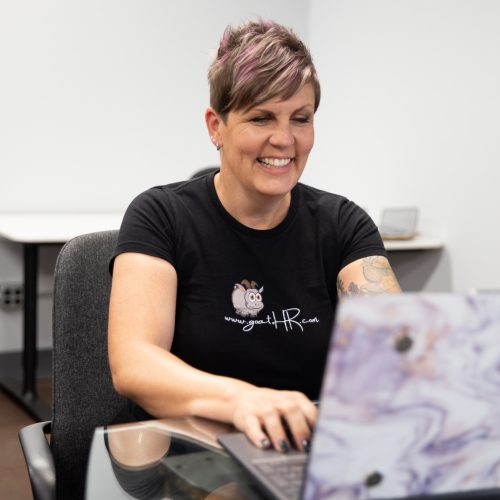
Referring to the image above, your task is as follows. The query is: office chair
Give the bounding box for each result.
[190,166,219,179]
[18,230,127,500]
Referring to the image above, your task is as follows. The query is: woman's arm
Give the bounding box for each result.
[336,255,401,296]
[108,252,316,452]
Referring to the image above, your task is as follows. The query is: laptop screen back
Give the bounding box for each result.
[379,207,418,239]
[303,293,500,500]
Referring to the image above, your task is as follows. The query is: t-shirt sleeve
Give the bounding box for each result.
[337,199,387,270]
[109,187,176,273]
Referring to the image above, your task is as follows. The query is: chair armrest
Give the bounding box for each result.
[18,421,56,500]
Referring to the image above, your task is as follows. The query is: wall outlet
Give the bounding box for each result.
[0,283,24,311]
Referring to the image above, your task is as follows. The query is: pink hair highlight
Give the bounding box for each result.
[208,19,320,119]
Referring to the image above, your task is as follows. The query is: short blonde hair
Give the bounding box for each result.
[208,19,320,119]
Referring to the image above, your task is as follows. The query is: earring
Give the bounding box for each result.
[211,135,222,151]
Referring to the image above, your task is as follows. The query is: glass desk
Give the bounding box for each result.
[86,417,267,500]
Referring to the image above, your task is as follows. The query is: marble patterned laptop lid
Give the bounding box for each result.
[303,293,500,500]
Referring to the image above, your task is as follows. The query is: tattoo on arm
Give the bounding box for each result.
[336,277,361,297]
[337,256,401,296]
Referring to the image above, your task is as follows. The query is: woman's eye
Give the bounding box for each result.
[293,116,310,124]
[250,116,270,124]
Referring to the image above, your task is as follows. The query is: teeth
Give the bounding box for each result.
[258,157,292,168]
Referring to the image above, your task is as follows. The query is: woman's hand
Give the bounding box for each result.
[231,388,317,452]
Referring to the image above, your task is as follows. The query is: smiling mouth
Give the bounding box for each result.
[257,157,293,168]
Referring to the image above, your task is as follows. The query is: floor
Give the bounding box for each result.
[0,380,51,500]
[0,351,52,500]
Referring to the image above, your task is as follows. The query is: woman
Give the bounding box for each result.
[108,19,400,454]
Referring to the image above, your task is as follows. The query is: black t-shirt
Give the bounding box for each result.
[111,171,387,400]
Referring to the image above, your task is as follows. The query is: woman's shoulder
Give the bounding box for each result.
[296,182,353,209]
[130,174,211,209]
[295,183,371,227]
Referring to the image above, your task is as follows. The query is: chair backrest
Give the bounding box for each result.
[50,230,126,500]
[189,166,219,179]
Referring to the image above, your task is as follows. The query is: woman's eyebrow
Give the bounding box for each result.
[292,104,315,113]
[248,104,314,115]
[247,107,275,115]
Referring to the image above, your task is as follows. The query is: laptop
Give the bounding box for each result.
[378,207,419,240]
[218,293,500,500]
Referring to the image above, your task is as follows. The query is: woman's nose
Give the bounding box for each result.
[269,123,294,147]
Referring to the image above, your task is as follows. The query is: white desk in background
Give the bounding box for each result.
[384,236,446,293]
[0,213,123,421]
[383,236,443,252]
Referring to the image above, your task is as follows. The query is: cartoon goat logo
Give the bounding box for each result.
[231,280,264,317]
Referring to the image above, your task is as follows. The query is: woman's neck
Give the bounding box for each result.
[214,172,291,230]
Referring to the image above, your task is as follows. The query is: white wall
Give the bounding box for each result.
[306,0,500,292]
[0,0,310,351]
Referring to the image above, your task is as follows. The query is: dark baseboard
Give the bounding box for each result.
[0,349,52,379]
[0,349,52,421]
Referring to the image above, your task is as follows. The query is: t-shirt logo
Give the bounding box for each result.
[231,280,264,317]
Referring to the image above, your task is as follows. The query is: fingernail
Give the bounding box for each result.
[260,437,271,449]
[279,439,289,453]
[302,439,310,452]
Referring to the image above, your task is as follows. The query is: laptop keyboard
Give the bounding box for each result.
[253,455,307,500]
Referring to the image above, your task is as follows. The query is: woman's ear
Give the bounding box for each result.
[205,107,222,148]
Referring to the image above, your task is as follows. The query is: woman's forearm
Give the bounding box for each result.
[110,339,255,423]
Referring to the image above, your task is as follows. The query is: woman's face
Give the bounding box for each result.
[216,83,315,200]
